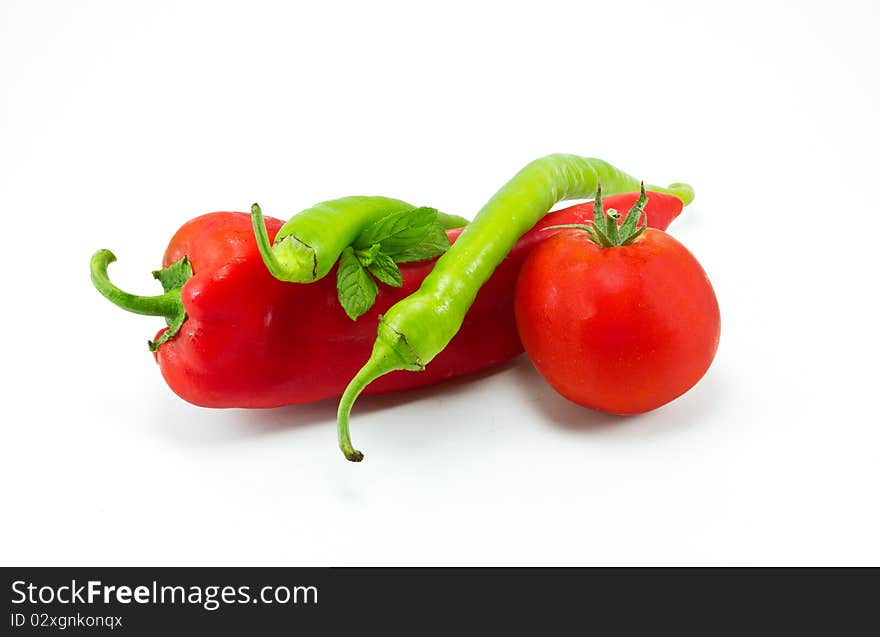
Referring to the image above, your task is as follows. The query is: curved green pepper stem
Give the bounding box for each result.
[337,368,376,462]
[250,203,289,281]
[90,250,181,319]
[337,321,424,461]
[90,249,191,351]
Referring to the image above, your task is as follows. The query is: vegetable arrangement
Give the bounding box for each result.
[91,154,718,462]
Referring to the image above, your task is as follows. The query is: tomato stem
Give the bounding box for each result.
[545,182,650,247]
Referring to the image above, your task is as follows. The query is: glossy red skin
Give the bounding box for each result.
[515,227,719,415]
[154,192,683,408]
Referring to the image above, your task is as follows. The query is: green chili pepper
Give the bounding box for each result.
[336,154,695,461]
[252,196,469,283]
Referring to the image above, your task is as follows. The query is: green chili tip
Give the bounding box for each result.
[665,182,695,207]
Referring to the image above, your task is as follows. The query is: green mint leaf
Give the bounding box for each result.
[392,222,451,263]
[353,206,437,254]
[367,252,403,287]
[336,247,378,320]
[354,243,381,267]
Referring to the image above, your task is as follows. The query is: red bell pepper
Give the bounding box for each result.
[91,192,683,408]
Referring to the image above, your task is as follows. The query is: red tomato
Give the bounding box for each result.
[514,228,720,415]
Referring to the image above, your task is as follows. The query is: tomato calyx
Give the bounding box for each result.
[545,182,649,248]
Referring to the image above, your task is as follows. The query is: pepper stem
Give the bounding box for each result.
[337,321,424,462]
[336,366,379,462]
[90,250,181,319]
[250,203,287,280]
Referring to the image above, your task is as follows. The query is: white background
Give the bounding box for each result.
[1,0,878,565]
